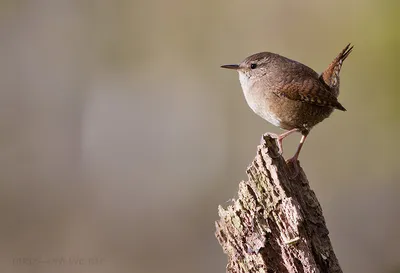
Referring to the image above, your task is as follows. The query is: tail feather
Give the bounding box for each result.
[320,43,353,94]
[334,101,346,111]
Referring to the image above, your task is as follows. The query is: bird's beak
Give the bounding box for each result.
[221,64,240,70]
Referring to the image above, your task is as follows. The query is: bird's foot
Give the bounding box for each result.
[267,128,300,157]
[262,133,283,158]
[286,157,300,179]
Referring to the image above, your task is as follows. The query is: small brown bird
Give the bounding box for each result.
[222,44,353,174]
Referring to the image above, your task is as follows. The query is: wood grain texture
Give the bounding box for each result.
[215,134,342,273]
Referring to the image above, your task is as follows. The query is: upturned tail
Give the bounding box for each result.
[320,43,353,96]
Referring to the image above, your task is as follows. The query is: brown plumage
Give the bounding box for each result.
[320,43,353,96]
[221,44,353,176]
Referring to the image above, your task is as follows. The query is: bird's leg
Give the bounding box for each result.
[286,132,309,178]
[275,128,299,154]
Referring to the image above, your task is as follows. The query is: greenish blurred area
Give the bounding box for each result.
[0,1,399,273]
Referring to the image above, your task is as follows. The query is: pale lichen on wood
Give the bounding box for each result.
[215,134,342,273]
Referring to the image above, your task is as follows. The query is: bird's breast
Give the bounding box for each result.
[238,73,282,127]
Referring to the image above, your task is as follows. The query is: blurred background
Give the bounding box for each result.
[0,0,399,272]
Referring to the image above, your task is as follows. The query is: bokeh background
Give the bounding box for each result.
[0,1,399,273]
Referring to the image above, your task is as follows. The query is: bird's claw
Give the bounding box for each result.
[264,133,283,158]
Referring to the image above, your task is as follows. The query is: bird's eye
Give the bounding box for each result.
[250,63,257,69]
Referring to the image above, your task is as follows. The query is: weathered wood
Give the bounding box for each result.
[215,134,342,273]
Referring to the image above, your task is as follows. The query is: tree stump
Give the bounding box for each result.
[215,134,342,273]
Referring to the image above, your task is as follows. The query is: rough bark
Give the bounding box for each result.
[215,134,342,273]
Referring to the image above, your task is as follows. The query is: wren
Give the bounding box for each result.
[221,44,353,174]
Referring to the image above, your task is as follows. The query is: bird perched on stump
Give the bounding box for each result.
[221,44,353,176]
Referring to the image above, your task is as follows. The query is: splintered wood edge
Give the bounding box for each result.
[215,133,342,273]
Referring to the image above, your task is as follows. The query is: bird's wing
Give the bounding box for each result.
[273,74,346,111]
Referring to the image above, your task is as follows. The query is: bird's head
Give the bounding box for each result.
[221,52,273,90]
